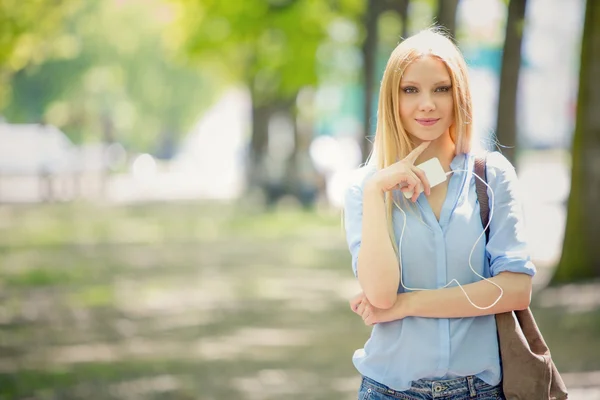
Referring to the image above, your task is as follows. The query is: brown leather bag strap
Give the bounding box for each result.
[474,153,569,399]
[473,155,490,242]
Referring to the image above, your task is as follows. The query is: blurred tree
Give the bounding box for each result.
[170,0,357,202]
[495,0,527,166]
[552,0,600,284]
[361,0,384,163]
[361,0,410,162]
[435,0,459,38]
[0,0,81,108]
[2,0,212,154]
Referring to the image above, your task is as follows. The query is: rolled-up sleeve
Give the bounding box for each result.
[485,152,536,277]
[344,183,363,277]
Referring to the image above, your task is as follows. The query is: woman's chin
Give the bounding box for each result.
[409,131,446,143]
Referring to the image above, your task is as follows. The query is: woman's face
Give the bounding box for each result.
[398,56,454,143]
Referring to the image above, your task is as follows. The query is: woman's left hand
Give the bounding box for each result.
[350,292,393,326]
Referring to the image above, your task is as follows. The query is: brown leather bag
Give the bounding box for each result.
[474,155,568,400]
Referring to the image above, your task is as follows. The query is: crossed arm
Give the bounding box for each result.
[346,150,534,325]
[350,271,532,326]
[352,180,531,322]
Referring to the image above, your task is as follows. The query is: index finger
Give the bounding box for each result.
[405,141,431,163]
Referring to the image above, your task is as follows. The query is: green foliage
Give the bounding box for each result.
[0,0,81,70]
[0,0,82,106]
[170,0,358,105]
[2,0,216,153]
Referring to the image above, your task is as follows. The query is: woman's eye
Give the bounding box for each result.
[436,86,452,92]
[402,87,417,94]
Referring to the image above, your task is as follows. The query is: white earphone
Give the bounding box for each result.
[396,169,503,310]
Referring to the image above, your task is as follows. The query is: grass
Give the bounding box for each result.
[0,200,598,399]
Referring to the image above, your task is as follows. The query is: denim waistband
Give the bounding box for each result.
[361,374,501,399]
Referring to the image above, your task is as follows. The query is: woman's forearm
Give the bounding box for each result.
[356,181,401,309]
[390,272,532,319]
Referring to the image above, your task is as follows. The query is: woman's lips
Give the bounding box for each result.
[416,118,440,126]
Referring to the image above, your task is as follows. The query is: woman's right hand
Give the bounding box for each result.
[367,141,433,202]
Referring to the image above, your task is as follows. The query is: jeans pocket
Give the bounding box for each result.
[358,386,373,400]
[358,378,375,400]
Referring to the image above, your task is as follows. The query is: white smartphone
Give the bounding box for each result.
[403,157,447,199]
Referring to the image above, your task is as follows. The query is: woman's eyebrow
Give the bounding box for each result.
[401,80,451,85]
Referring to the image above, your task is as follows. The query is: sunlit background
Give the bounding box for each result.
[0,0,599,399]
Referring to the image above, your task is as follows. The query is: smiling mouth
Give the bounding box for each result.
[416,118,440,126]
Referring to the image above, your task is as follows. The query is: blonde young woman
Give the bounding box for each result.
[343,29,535,400]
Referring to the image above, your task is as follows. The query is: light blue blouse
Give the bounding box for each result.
[343,151,536,392]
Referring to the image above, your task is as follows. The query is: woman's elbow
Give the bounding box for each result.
[515,276,533,310]
[497,271,532,310]
[515,292,531,310]
[367,292,397,309]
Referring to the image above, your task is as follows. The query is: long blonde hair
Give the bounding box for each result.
[367,28,475,253]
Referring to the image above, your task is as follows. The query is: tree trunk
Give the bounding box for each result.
[100,112,115,144]
[495,0,527,166]
[383,0,410,38]
[248,96,271,192]
[436,0,459,39]
[279,97,300,195]
[399,0,409,39]
[552,0,600,284]
[361,0,410,164]
[283,98,319,209]
[99,111,115,200]
[361,0,382,163]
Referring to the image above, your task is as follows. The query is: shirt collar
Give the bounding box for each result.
[449,152,467,172]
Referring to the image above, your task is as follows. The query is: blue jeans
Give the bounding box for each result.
[358,375,505,400]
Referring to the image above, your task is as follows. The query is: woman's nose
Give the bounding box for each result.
[419,94,436,112]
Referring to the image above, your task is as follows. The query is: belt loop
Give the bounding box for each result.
[467,376,476,398]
